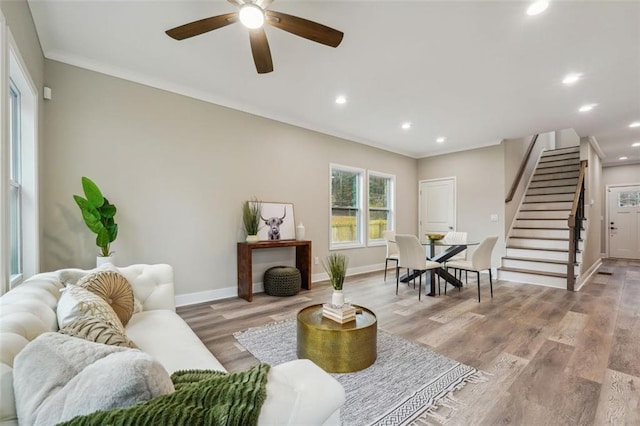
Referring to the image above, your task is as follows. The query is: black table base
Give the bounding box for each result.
[399,244,467,297]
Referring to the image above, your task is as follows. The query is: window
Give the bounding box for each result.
[330,165,364,248]
[618,191,640,208]
[9,80,22,280]
[368,171,395,243]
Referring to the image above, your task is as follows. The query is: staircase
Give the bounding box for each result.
[498,146,583,288]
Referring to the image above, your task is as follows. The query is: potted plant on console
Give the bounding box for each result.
[242,197,262,243]
[73,176,118,266]
[322,253,349,307]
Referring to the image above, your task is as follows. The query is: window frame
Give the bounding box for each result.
[367,170,395,247]
[329,163,365,250]
[8,79,22,284]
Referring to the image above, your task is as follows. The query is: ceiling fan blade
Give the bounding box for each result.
[249,28,274,74]
[266,10,343,48]
[256,0,274,9]
[227,0,246,6]
[166,13,238,40]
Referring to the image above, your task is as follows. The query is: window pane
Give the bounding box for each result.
[332,169,358,208]
[9,82,21,182]
[331,167,362,245]
[10,184,21,276]
[369,210,389,240]
[331,208,359,243]
[369,175,389,208]
[618,191,639,207]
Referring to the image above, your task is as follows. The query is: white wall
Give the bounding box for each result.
[417,145,506,267]
[42,60,418,299]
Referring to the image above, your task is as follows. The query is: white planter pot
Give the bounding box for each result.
[246,235,259,243]
[331,290,344,308]
[96,255,114,267]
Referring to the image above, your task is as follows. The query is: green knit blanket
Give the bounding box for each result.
[58,363,271,426]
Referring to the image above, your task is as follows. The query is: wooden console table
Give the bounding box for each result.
[237,240,312,302]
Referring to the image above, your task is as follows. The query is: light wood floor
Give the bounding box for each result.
[177,259,640,425]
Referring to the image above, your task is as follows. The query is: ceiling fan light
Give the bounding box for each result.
[239,4,264,29]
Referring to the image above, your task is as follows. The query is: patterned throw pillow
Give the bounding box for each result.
[57,285,125,334]
[59,316,137,348]
[76,271,134,326]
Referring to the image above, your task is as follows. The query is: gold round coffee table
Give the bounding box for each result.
[296,304,377,373]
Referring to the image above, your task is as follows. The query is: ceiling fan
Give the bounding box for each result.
[165,0,344,74]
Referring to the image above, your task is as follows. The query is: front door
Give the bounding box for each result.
[419,178,456,244]
[608,184,640,259]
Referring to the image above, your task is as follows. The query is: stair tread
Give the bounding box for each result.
[513,226,570,230]
[516,217,569,220]
[497,266,574,278]
[519,208,571,211]
[526,191,576,195]
[522,201,574,204]
[506,246,580,253]
[510,236,580,241]
[502,256,576,265]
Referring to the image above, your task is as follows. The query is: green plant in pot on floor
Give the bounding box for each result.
[242,197,262,243]
[323,253,349,307]
[73,176,118,266]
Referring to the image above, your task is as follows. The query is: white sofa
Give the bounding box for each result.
[0,264,345,425]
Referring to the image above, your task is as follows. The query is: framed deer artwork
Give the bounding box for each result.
[253,202,296,241]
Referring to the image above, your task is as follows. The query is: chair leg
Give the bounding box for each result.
[384,259,389,281]
[396,267,400,295]
[477,271,481,302]
[489,269,493,298]
[418,272,422,301]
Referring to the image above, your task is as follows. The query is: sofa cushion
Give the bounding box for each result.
[76,271,134,326]
[59,316,137,348]
[57,285,125,333]
[125,310,226,374]
[13,332,174,426]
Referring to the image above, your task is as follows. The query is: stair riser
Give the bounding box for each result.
[497,270,568,288]
[535,165,580,175]
[521,201,573,210]
[515,219,568,228]
[537,159,580,169]
[511,228,569,239]
[505,247,582,262]
[531,171,580,182]
[509,238,569,250]
[527,185,577,195]
[529,178,578,189]
[539,153,580,162]
[525,193,574,203]
[502,259,569,274]
[518,210,570,219]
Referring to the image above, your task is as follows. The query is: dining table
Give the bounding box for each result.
[399,239,479,297]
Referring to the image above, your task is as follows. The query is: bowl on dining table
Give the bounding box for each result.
[426,233,445,241]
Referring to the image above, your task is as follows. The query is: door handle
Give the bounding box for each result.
[610,227,617,230]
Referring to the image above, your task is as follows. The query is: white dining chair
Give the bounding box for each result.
[395,234,442,301]
[445,235,498,302]
[383,230,399,281]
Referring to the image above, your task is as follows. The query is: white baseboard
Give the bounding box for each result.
[175,263,387,307]
[575,258,603,291]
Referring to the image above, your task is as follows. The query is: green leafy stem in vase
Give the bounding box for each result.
[73,176,118,257]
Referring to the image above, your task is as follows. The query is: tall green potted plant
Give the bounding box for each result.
[322,253,349,307]
[242,198,262,243]
[73,177,118,265]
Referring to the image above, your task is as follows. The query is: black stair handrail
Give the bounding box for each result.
[506,134,539,203]
[567,159,588,291]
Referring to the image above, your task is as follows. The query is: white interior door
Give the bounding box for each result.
[419,178,456,243]
[608,185,640,259]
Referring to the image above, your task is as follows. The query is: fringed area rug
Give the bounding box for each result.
[234,319,486,426]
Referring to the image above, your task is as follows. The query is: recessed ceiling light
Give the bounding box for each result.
[401,122,411,130]
[562,73,583,85]
[629,121,640,128]
[527,1,549,16]
[335,95,346,105]
[619,156,628,160]
[436,137,446,143]
[579,104,597,112]
[632,142,640,147]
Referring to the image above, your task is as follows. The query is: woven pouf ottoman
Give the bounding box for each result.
[264,266,301,297]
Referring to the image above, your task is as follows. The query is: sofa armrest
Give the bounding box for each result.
[258,359,345,426]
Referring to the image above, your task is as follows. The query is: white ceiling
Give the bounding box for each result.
[28,0,640,165]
